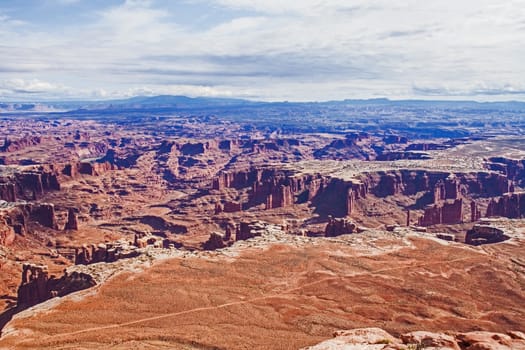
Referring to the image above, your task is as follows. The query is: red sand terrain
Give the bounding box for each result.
[2,234,524,349]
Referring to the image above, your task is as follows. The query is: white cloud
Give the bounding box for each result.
[0,0,524,101]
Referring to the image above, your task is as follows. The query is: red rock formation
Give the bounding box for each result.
[0,216,15,246]
[215,201,242,214]
[218,139,239,151]
[405,143,447,151]
[0,183,16,202]
[324,217,357,237]
[418,199,463,226]
[0,204,30,235]
[64,208,79,230]
[31,203,58,229]
[62,163,78,177]
[470,201,481,222]
[383,134,408,144]
[0,135,41,152]
[432,178,462,203]
[17,263,96,307]
[0,166,63,201]
[17,264,50,306]
[213,168,261,190]
[486,192,525,218]
[75,244,109,264]
[464,172,511,196]
[488,157,525,187]
[236,221,266,241]
[203,232,228,250]
[303,328,525,350]
[465,225,509,245]
[78,161,114,176]
[265,184,294,209]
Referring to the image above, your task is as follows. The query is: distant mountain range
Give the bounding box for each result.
[2,95,525,114]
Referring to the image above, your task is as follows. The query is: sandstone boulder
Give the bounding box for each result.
[203,232,227,250]
[400,331,460,350]
[301,328,400,349]
[456,332,514,350]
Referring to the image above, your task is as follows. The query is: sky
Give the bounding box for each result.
[0,0,524,101]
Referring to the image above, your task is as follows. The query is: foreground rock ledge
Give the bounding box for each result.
[301,328,525,350]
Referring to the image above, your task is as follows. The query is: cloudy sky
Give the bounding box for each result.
[0,0,524,101]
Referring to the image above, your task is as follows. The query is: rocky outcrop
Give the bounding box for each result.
[456,331,523,350]
[301,328,401,350]
[180,142,206,155]
[419,199,463,226]
[0,203,30,235]
[17,263,96,307]
[0,165,67,201]
[213,168,262,190]
[236,221,267,241]
[64,207,79,230]
[78,161,114,176]
[470,201,481,222]
[215,201,243,214]
[31,203,58,229]
[213,167,514,222]
[75,240,143,265]
[400,331,460,349]
[0,136,41,153]
[203,231,229,250]
[383,134,408,144]
[488,157,525,187]
[265,184,294,209]
[324,217,358,237]
[0,216,15,246]
[301,328,525,350]
[464,172,511,197]
[375,151,430,161]
[0,183,16,202]
[465,225,509,245]
[405,142,448,151]
[486,192,525,219]
[314,134,372,160]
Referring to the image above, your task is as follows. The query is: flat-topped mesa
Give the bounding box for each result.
[487,192,525,219]
[0,135,41,153]
[488,157,525,187]
[0,163,74,202]
[212,168,262,190]
[214,201,242,214]
[249,138,301,153]
[15,170,60,200]
[17,263,96,307]
[383,134,408,144]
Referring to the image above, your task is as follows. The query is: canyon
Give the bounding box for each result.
[0,98,524,349]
